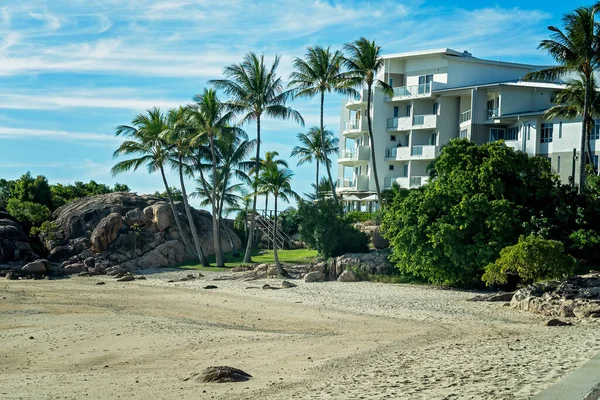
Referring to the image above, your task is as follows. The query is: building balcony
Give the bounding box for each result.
[410,145,437,159]
[386,83,432,101]
[337,175,369,192]
[383,176,409,189]
[345,89,369,110]
[386,117,412,131]
[460,110,472,125]
[485,108,499,120]
[338,145,370,165]
[409,176,430,188]
[412,114,437,129]
[342,118,368,138]
[385,146,411,161]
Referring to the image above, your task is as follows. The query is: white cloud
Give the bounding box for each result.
[29,7,62,31]
[0,127,119,143]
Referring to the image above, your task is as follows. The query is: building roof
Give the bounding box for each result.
[433,80,566,94]
[382,48,465,60]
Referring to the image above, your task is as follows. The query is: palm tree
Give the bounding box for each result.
[545,75,600,174]
[257,165,299,278]
[305,176,336,201]
[291,127,338,198]
[163,107,209,266]
[525,5,600,192]
[342,38,393,206]
[111,107,193,254]
[243,151,288,218]
[289,46,350,205]
[210,53,304,263]
[186,89,241,267]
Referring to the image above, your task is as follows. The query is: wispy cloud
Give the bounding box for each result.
[0,127,119,142]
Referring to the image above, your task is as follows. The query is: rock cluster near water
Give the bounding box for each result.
[511,272,600,318]
[353,222,389,250]
[1,193,241,278]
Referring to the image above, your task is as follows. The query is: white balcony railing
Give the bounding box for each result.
[385,146,410,160]
[390,83,432,98]
[345,119,360,131]
[337,178,355,188]
[339,148,356,160]
[460,110,472,124]
[486,108,499,119]
[385,147,397,159]
[411,145,437,159]
[409,176,429,187]
[337,176,369,191]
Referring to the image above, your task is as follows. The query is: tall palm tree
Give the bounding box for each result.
[342,37,393,207]
[291,127,338,198]
[210,53,304,263]
[545,75,600,173]
[163,107,208,266]
[186,89,241,267]
[289,46,350,205]
[257,165,299,278]
[111,107,193,254]
[525,5,600,192]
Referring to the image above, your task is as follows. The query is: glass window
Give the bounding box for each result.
[559,122,562,139]
[541,123,553,143]
[557,155,561,173]
[460,129,468,139]
[389,165,394,171]
[506,127,518,141]
[527,124,531,140]
[393,106,399,118]
[390,135,396,141]
[594,155,599,170]
[389,78,394,87]
[406,104,412,116]
[433,102,439,115]
[592,120,600,140]
[490,128,505,141]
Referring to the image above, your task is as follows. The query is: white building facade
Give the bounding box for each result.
[337,49,594,210]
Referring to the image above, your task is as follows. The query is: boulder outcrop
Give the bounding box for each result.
[39,192,241,275]
[0,209,36,263]
[354,222,389,250]
[511,271,600,318]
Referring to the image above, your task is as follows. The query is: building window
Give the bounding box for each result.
[460,129,467,139]
[389,165,394,171]
[592,120,600,140]
[433,102,439,115]
[389,78,394,87]
[594,155,599,170]
[557,155,561,173]
[541,123,553,143]
[490,128,506,141]
[559,122,563,139]
[527,124,531,140]
[406,104,412,116]
[390,135,396,141]
[393,106,399,118]
[506,127,518,141]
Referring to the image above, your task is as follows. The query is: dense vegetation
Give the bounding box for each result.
[0,172,129,233]
[381,139,600,287]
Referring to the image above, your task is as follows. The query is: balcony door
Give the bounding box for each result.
[418,74,433,94]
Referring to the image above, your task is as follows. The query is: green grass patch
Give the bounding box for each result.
[170,248,319,270]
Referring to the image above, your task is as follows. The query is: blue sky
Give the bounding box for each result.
[0,0,582,209]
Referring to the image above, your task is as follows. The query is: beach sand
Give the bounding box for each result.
[0,269,598,399]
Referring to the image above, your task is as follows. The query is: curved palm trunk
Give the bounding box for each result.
[243,116,261,264]
[208,136,224,267]
[178,158,208,266]
[580,81,591,193]
[272,193,289,278]
[366,84,383,207]
[315,159,320,198]
[159,166,193,252]
[321,91,339,205]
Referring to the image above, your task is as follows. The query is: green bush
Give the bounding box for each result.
[6,198,51,229]
[482,235,576,286]
[278,207,300,236]
[30,220,59,239]
[298,199,369,257]
[343,210,382,224]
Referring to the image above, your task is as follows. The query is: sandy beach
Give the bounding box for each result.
[1,269,598,400]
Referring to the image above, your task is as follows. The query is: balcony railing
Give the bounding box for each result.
[337,178,355,188]
[460,110,472,124]
[412,115,425,125]
[387,118,398,129]
[391,83,431,98]
[411,146,423,156]
[486,108,499,119]
[345,119,360,131]
[384,177,394,189]
[339,148,356,160]
[410,177,422,187]
[385,147,397,159]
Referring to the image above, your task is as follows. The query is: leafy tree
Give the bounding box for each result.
[482,235,576,286]
[112,107,195,255]
[381,139,563,287]
[154,187,184,201]
[210,52,304,263]
[298,198,369,257]
[291,127,338,198]
[289,46,349,205]
[113,183,130,192]
[278,207,300,237]
[342,38,393,206]
[525,5,600,191]
[0,178,14,209]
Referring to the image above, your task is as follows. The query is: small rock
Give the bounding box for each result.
[337,270,359,283]
[546,319,572,326]
[262,284,279,290]
[197,366,252,383]
[135,276,147,280]
[304,271,326,283]
[203,285,218,289]
[281,281,297,289]
[28,336,34,339]
[96,282,105,285]
[116,274,135,282]
[6,272,15,280]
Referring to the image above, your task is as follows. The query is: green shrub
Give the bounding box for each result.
[6,198,51,229]
[482,235,576,286]
[30,220,59,239]
[298,199,369,257]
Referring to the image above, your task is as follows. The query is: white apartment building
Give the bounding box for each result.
[337,48,596,211]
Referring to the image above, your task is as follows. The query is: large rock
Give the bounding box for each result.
[337,270,360,282]
[22,259,47,274]
[304,271,326,282]
[354,222,389,250]
[316,250,392,281]
[195,366,252,383]
[0,209,35,263]
[45,193,241,274]
[511,271,600,318]
[90,213,123,253]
